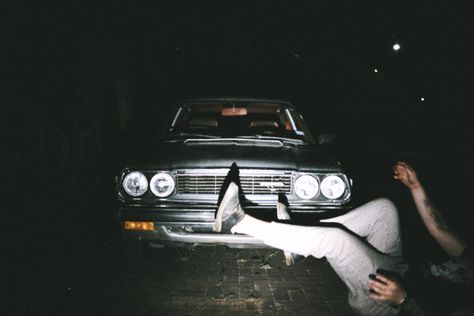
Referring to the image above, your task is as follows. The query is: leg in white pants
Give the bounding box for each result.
[322,198,404,257]
[231,198,407,316]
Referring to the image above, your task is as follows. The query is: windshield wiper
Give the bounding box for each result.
[173,132,220,139]
[184,137,284,147]
[235,135,305,145]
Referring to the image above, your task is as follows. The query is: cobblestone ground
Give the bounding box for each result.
[11,243,352,315]
[119,246,352,316]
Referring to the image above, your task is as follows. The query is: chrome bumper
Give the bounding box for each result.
[126,225,268,248]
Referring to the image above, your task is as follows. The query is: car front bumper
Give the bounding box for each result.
[124,225,268,248]
[119,203,351,248]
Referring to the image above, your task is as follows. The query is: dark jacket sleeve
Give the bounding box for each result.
[400,296,426,316]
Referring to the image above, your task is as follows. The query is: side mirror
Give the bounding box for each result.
[317,133,337,145]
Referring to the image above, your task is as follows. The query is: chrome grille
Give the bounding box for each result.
[176,174,292,195]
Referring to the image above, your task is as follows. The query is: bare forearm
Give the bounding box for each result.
[411,186,447,231]
[410,187,466,256]
[393,161,466,256]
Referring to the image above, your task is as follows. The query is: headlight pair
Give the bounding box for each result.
[294,174,346,200]
[122,172,175,197]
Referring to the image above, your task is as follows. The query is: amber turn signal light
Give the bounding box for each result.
[124,221,154,231]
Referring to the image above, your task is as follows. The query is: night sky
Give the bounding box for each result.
[4,1,474,190]
[7,2,473,103]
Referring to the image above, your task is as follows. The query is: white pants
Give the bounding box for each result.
[232,198,408,316]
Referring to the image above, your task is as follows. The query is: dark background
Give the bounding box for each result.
[3,1,474,313]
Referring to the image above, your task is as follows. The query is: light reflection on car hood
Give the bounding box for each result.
[129,139,341,172]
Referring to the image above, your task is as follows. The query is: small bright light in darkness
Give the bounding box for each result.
[393,43,401,51]
[374,68,378,73]
[421,97,425,101]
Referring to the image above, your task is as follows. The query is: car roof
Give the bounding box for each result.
[177,97,295,109]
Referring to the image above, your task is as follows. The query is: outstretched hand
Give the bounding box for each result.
[393,161,421,190]
[368,273,407,305]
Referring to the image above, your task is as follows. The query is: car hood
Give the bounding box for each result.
[128,138,342,172]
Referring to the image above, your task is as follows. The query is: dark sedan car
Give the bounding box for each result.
[117,98,352,251]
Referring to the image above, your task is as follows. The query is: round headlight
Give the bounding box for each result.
[150,173,175,197]
[320,175,346,199]
[123,172,148,196]
[294,175,319,199]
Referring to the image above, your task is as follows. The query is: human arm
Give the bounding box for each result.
[368,273,425,316]
[393,161,467,257]
[368,273,407,304]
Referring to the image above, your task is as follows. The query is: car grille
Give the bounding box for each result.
[176,174,292,195]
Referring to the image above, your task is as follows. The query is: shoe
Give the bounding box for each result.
[213,182,245,233]
[277,202,291,220]
[284,252,306,266]
[277,200,305,266]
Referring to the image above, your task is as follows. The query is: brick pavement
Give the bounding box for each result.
[67,245,353,315]
[11,243,353,315]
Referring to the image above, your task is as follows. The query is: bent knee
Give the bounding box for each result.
[372,198,400,225]
[359,198,399,222]
[356,197,397,214]
[372,198,397,212]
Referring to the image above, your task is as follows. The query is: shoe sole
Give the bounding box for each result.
[284,251,294,266]
[213,182,238,232]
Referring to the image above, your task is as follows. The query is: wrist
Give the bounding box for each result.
[409,183,423,193]
[397,293,408,305]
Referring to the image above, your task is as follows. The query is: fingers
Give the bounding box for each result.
[368,277,391,292]
[393,164,406,180]
[368,280,385,292]
[367,273,407,304]
[393,161,419,186]
[374,274,391,284]
[369,293,385,301]
[368,273,393,294]
[394,161,410,169]
[394,161,415,174]
[393,162,408,174]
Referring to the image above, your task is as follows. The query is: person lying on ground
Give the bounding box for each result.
[213,162,473,316]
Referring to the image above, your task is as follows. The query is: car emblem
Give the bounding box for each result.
[258,181,285,193]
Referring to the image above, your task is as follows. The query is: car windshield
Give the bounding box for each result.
[168,101,315,143]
